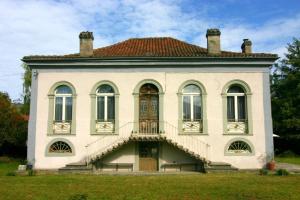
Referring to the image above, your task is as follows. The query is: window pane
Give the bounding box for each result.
[183,84,200,93]
[98,84,114,93]
[55,97,63,121]
[65,97,72,121]
[183,96,191,120]
[227,96,235,121]
[55,85,72,94]
[193,96,202,120]
[228,85,244,93]
[238,96,246,121]
[107,96,115,121]
[97,97,104,121]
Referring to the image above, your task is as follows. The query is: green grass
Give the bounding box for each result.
[1,157,300,200]
[275,156,300,165]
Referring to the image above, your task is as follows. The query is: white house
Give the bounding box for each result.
[23,29,278,172]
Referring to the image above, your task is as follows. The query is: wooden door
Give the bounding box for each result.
[139,84,159,134]
[139,142,158,171]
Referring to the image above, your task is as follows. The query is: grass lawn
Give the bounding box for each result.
[1,157,300,200]
[275,156,300,165]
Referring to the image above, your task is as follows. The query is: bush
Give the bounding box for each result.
[277,150,298,158]
[69,194,88,200]
[259,169,268,175]
[275,169,289,176]
[6,171,16,176]
[27,169,36,176]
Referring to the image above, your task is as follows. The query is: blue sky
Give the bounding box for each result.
[0,0,300,100]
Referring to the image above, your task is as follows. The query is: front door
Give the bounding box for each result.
[139,142,158,171]
[139,84,159,134]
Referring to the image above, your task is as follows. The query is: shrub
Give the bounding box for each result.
[27,169,36,176]
[277,150,298,158]
[69,194,88,200]
[6,171,16,176]
[259,169,268,175]
[275,169,289,176]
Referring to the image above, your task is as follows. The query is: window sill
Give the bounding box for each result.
[91,132,118,136]
[223,133,252,136]
[224,153,254,156]
[47,133,76,136]
[179,132,208,135]
[46,153,75,157]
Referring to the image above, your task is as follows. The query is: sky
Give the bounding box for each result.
[0,0,300,100]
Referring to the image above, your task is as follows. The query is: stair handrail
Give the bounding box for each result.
[85,122,133,163]
[163,121,211,161]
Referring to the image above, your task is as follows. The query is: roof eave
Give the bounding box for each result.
[22,55,279,63]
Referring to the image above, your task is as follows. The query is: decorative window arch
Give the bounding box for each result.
[133,79,164,133]
[224,138,254,156]
[45,138,75,156]
[90,81,119,134]
[47,81,77,135]
[178,80,207,134]
[222,80,252,135]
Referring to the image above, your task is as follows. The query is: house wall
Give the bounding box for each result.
[27,66,273,169]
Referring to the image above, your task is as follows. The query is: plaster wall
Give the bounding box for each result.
[28,67,272,169]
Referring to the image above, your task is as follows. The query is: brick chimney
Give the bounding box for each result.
[206,28,221,55]
[241,39,252,54]
[79,31,94,57]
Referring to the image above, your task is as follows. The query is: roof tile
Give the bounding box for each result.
[23,37,278,60]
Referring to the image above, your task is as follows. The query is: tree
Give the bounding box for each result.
[271,38,300,154]
[21,63,31,114]
[0,92,27,157]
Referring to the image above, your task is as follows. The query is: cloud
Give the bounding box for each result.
[0,0,299,99]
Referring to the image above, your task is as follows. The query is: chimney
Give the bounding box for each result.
[241,39,252,54]
[79,31,94,57]
[206,28,221,54]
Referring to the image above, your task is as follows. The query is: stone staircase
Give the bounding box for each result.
[59,162,92,173]
[59,134,210,173]
[204,162,238,172]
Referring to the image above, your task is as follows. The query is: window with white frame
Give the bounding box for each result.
[182,84,202,133]
[53,85,73,134]
[227,85,246,122]
[95,84,115,132]
[226,85,247,134]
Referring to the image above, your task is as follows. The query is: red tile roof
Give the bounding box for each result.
[23,37,278,60]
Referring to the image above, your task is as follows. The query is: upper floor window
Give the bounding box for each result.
[227,85,246,122]
[54,85,73,122]
[96,84,115,122]
[182,84,202,133]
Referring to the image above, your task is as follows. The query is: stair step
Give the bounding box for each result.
[66,162,87,167]
[205,162,238,172]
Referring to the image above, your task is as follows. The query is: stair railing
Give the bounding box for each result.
[85,122,133,164]
[163,121,210,162]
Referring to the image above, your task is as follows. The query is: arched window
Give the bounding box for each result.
[95,84,115,133]
[96,84,115,122]
[222,80,252,134]
[47,82,76,135]
[226,140,252,155]
[227,85,246,122]
[182,84,202,133]
[46,139,75,156]
[49,141,72,153]
[54,85,73,122]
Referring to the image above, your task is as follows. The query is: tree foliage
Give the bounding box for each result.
[271,38,300,137]
[0,92,27,157]
[21,63,31,114]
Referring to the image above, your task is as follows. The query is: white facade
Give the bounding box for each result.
[27,66,274,170]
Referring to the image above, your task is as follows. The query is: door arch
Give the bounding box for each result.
[139,84,159,134]
[133,79,164,134]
